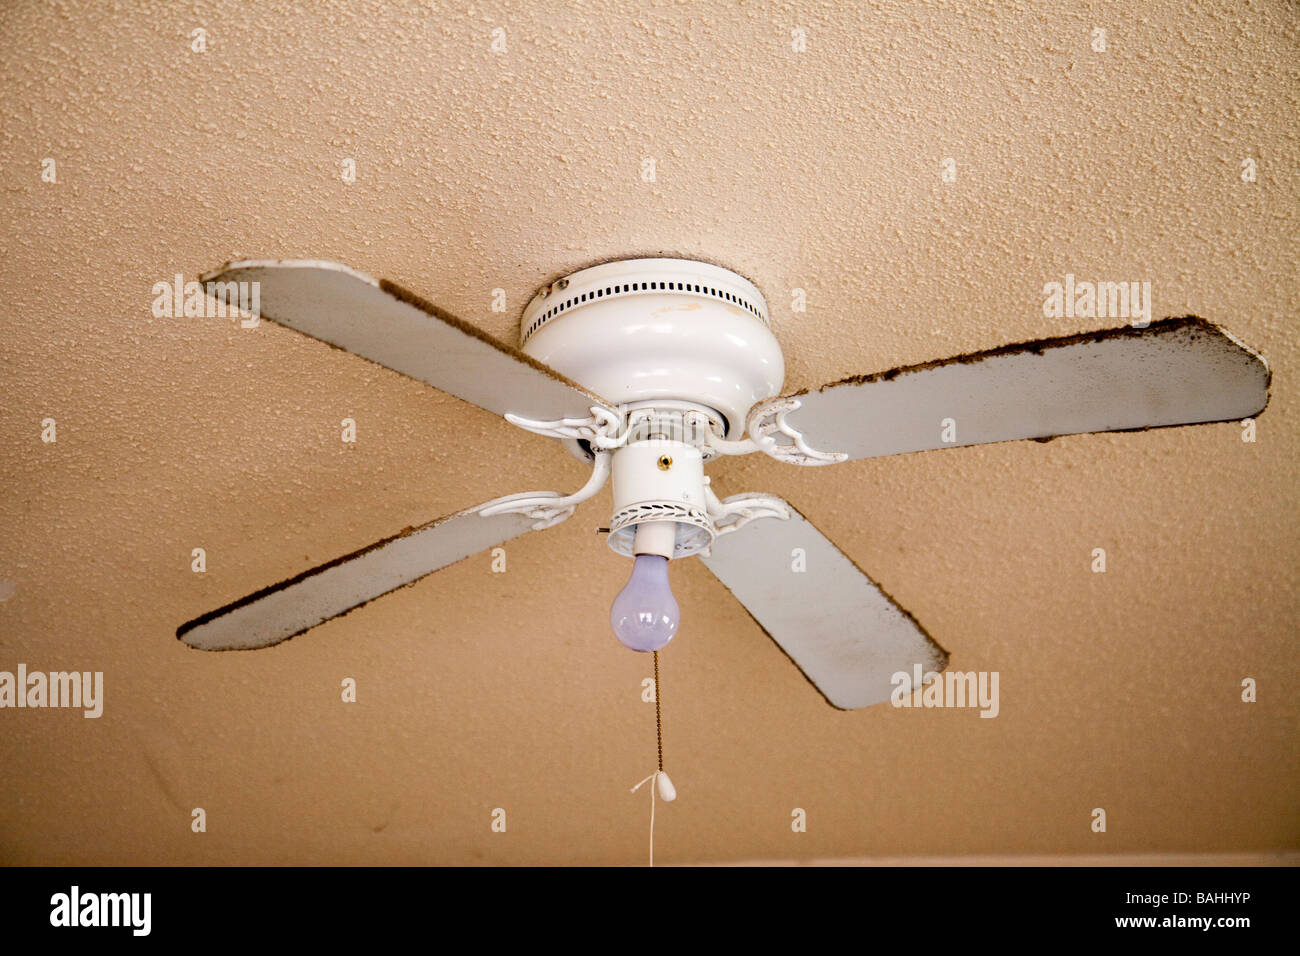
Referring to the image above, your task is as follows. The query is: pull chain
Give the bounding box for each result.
[631,649,676,866]
[654,650,663,772]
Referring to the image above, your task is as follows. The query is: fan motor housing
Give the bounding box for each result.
[519,258,785,438]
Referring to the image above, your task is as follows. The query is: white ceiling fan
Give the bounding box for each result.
[177,257,1270,709]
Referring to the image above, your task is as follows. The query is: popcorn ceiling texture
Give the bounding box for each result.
[0,0,1296,864]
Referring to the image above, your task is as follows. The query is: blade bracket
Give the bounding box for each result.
[504,405,627,448]
[475,450,612,530]
[704,487,792,541]
[746,398,849,466]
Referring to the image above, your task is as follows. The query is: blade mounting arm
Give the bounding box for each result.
[475,450,611,529]
[503,407,630,449]
[745,397,849,465]
[703,486,792,538]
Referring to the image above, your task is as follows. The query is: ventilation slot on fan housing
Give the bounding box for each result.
[522,281,767,344]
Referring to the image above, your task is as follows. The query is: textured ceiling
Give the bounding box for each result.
[0,0,1296,865]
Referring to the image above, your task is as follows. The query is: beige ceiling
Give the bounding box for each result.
[1,0,1296,865]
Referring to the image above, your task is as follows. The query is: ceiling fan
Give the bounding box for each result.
[177,257,1270,709]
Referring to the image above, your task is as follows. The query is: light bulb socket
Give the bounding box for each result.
[632,521,678,559]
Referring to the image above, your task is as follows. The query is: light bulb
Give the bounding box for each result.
[610,554,679,652]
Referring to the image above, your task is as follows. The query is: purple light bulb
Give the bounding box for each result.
[610,554,679,652]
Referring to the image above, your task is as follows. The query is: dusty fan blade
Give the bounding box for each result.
[701,497,948,709]
[177,506,539,651]
[749,317,1269,463]
[201,259,613,421]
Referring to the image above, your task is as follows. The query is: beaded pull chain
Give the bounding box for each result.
[630,650,675,866]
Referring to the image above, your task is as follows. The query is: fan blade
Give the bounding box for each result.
[753,317,1269,462]
[700,497,948,709]
[177,506,538,651]
[201,259,612,421]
